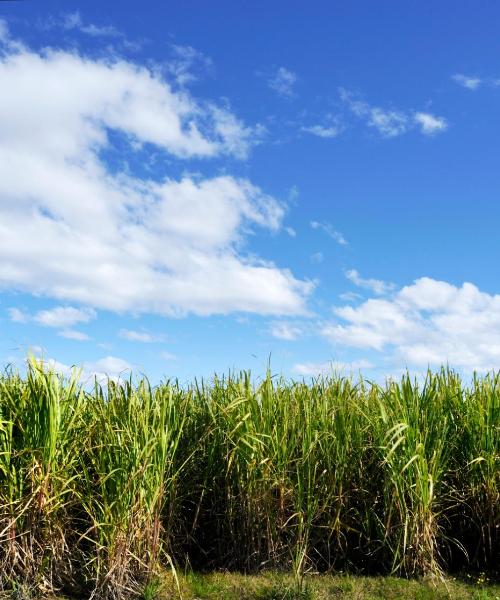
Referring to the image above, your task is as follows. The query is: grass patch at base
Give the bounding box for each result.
[152,572,500,600]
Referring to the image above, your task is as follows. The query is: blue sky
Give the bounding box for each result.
[1,1,500,382]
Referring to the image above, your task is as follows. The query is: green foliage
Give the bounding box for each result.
[0,360,498,598]
[153,572,500,600]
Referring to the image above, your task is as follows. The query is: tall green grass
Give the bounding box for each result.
[0,360,498,598]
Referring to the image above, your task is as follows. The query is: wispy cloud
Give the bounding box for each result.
[8,307,29,323]
[452,74,482,90]
[268,67,297,98]
[345,269,395,295]
[310,252,324,264]
[35,307,96,328]
[310,221,348,245]
[366,107,408,137]
[166,44,213,86]
[46,355,133,382]
[340,88,408,137]
[302,119,343,139]
[58,329,91,341]
[338,291,362,303]
[36,11,145,53]
[60,11,122,38]
[9,306,96,328]
[269,321,303,340]
[451,73,500,91]
[119,329,165,343]
[340,88,447,138]
[414,112,448,135]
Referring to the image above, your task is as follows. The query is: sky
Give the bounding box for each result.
[1,1,500,383]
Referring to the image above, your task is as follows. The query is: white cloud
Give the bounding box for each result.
[166,44,213,86]
[310,252,324,264]
[160,351,177,361]
[269,321,302,341]
[46,355,132,382]
[368,107,408,137]
[61,11,121,38]
[452,74,482,90]
[37,12,143,53]
[338,291,362,302]
[208,104,264,159]
[0,43,252,158]
[87,356,133,378]
[340,89,408,137]
[451,74,500,91]
[414,112,448,135]
[119,328,164,343]
[58,329,91,341]
[9,305,95,330]
[302,123,343,139]
[268,67,297,98]
[44,358,75,378]
[34,306,96,328]
[310,221,348,245]
[345,269,395,295]
[293,359,373,376]
[8,307,29,323]
[340,88,446,138]
[323,277,500,372]
[0,36,312,318]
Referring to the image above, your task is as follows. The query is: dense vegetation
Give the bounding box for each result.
[0,360,498,598]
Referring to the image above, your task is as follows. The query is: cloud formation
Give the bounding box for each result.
[58,329,91,341]
[35,307,96,328]
[166,44,213,86]
[340,88,447,138]
[340,88,408,137]
[8,307,29,323]
[414,112,448,135]
[323,277,500,372]
[452,74,482,90]
[268,66,297,98]
[310,221,348,245]
[60,11,122,38]
[345,269,395,295]
[269,321,302,340]
[36,11,146,53]
[9,306,96,328]
[119,329,165,343]
[47,355,133,382]
[0,34,312,318]
[8,305,95,341]
[302,116,344,139]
